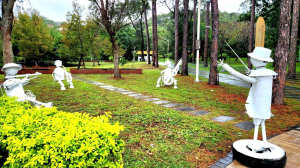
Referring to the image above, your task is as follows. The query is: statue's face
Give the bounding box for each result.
[251,57,268,68]
[5,67,19,76]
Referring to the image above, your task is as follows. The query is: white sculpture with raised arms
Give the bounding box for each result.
[218,47,286,167]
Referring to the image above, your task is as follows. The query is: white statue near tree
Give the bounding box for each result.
[52,60,74,90]
[218,47,286,167]
[1,63,53,108]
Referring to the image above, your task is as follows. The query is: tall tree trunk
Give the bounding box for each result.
[113,42,121,78]
[153,0,159,67]
[109,35,121,78]
[204,2,210,67]
[140,13,145,62]
[174,0,179,66]
[144,2,151,64]
[209,0,219,85]
[78,56,83,69]
[152,1,156,67]
[248,0,255,69]
[192,0,197,64]
[181,0,189,75]
[1,0,16,64]
[287,0,299,80]
[272,0,292,105]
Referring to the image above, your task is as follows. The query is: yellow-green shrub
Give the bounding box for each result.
[0,96,124,167]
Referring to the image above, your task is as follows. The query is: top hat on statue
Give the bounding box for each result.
[247,47,274,62]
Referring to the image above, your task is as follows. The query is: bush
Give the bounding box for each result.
[0,96,124,168]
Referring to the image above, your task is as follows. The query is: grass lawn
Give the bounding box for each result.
[1,62,299,167]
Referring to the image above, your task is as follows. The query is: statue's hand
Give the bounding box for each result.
[246,69,251,75]
[217,59,224,67]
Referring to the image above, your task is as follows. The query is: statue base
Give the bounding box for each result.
[232,139,286,168]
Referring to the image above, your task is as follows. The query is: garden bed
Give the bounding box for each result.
[70,68,142,74]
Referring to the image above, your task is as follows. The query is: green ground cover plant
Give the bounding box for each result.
[0,96,124,167]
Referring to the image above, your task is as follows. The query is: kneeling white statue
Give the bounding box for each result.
[218,47,286,167]
[1,63,53,108]
[156,58,182,89]
[52,60,74,90]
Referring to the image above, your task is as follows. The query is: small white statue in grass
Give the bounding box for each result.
[1,63,53,108]
[156,58,182,89]
[52,60,74,90]
[218,47,286,167]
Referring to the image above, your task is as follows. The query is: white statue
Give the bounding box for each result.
[218,47,286,167]
[156,58,182,89]
[1,63,53,108]
[52,60,74,90]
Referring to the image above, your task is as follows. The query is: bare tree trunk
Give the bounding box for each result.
[192,0,197,64]
[209,0,219,85]
[174,0,179,66]
[181,0,189,75]
[78,56,83,69]
[152,1,156,67]
[109,35,121,78]
[140,13,145,62]
[204,2,210,67]
[1,0,16,64]
[272,0,292,105]
[144,2,151,64]
[153,0,159,67]
[248,0,255,69]
[287,0,299,80]
[113,42,121,78]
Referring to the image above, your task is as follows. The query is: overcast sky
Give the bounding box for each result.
[24,0,245,22]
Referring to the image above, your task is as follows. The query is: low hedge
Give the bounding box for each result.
[0,96,124,167]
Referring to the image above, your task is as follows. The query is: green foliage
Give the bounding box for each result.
[12,11,54,64]
[116,26,136,60]
[119,57,127,68]
[0,96,124,167]
[60,2,89,63]
[49,28,64,59]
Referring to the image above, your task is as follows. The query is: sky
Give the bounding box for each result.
[23,0,245,23]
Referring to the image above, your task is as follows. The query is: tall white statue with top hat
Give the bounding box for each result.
[218,47,286,167]
[1,63,53,108]
[52,60,74,90]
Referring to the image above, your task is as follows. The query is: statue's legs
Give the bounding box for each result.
[156,77,162,87]
[25,96,53,108]
[261,120,267,142]
[68,80,74,88]
[57,80,65,90]
[66,73,74,88]
[253,118,267,142]
[173,79,178,89]
[253,118,261,142]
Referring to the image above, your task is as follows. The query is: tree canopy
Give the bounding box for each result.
[12,11,53,66]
